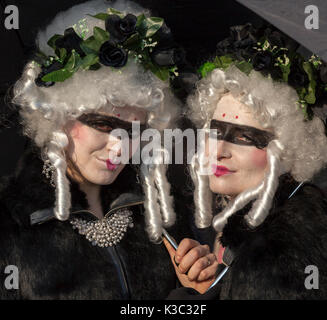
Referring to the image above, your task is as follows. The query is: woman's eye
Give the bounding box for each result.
[93,124,113,132]
[237,134,252,143]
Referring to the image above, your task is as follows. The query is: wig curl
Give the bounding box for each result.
[188,66,327,231]
[12,0,179,242]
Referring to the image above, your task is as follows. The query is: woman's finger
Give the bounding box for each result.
[163,237,178,267]
[197,259,220,282]
[175,238,201,264]
[186,253,218,281]
[177,244,210,274]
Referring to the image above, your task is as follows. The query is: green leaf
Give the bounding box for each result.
[153,67,169,81]
[80,54,99,70]
[58,48,67,62]
[303,61,317,104]
[64,51,82,71]
[65,51,77,70]
[145,17,163,38]
[47,34,62,50]
[41,69,74,82]
[80,36,102,53]
[88,13,110,21]
[93,27,109,44]
[214,55,234,69]
[280,63,291,82]
[235,61,253,75]
[198,62,217,78]
[107,8,124,18]
[136,14,146,27]
[123,33,141,51]
[137,16,163,38]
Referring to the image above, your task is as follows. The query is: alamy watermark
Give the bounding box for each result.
[304,265,319,290]
[3,5,19,30]
[305,5,319,30]
[4,265,19,290]
[103,124,218,175]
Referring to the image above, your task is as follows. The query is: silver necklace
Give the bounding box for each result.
[70,208,134,247]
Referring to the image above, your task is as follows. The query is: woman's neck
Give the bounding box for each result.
[78,181,104,219]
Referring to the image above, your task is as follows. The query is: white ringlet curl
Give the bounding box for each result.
[189,153,213,228]
[140,162,163,243]
[188,65,327,230]
[12,0,181,241]
[153,148,175,228]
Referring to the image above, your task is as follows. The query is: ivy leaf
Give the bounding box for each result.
[93,26,109,44]
[80,54,99,70]
[88,12,110,21]
[303,61,317,104]
[41,69,74,82]
[198,62,217,78]
[47,34,62,50]
[107,8,124,18]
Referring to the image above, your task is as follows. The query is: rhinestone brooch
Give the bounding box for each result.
[70,208,134,247]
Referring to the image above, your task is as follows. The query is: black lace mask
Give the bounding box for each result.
[209,119,274,149]
[77,113,146,139]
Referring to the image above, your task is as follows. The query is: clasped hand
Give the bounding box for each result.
[163,238,219,294]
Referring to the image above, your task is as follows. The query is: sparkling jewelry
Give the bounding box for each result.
[42,159,56,187]
[70,208,134,247]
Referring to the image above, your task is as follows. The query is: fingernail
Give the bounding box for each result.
[174,256,180,266]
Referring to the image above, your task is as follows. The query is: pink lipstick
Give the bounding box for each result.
[105,159,118,171]
[212,165,233,177]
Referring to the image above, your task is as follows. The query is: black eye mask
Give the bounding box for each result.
[77,113,146,138]
[209,119,274,149]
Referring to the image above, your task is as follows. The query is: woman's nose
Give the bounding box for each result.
[216,140,232,161]
[106,134,123,157]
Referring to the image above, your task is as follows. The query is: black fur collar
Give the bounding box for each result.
[219,174,303,250]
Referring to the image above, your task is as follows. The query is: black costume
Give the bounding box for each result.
[169,175,327,299]
[0,146,190,299]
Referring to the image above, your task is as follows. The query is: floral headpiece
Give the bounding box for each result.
[34,8,185,87]
[198,23,327,121]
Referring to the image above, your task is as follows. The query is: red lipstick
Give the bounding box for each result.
[212,165,233,177]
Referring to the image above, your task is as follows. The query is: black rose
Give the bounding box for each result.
[105,14,137,43]
[98,41,128,67]
[35,61,63,87]
[55,28,85,57]
[155,22,175,48]
[252,52,273,71]
[151,47,185,67]
[320,63,327,83]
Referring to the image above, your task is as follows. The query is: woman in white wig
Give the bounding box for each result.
[0,0,217,299]
[167,24,327,299]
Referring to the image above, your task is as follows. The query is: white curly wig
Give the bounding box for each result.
[188,65,327,232]
[12,0,180,243]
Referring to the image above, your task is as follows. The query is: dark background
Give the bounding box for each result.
[0,0,326,193]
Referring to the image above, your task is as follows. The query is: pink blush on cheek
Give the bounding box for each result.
[251,148,268,168]
[70,122,88,140]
